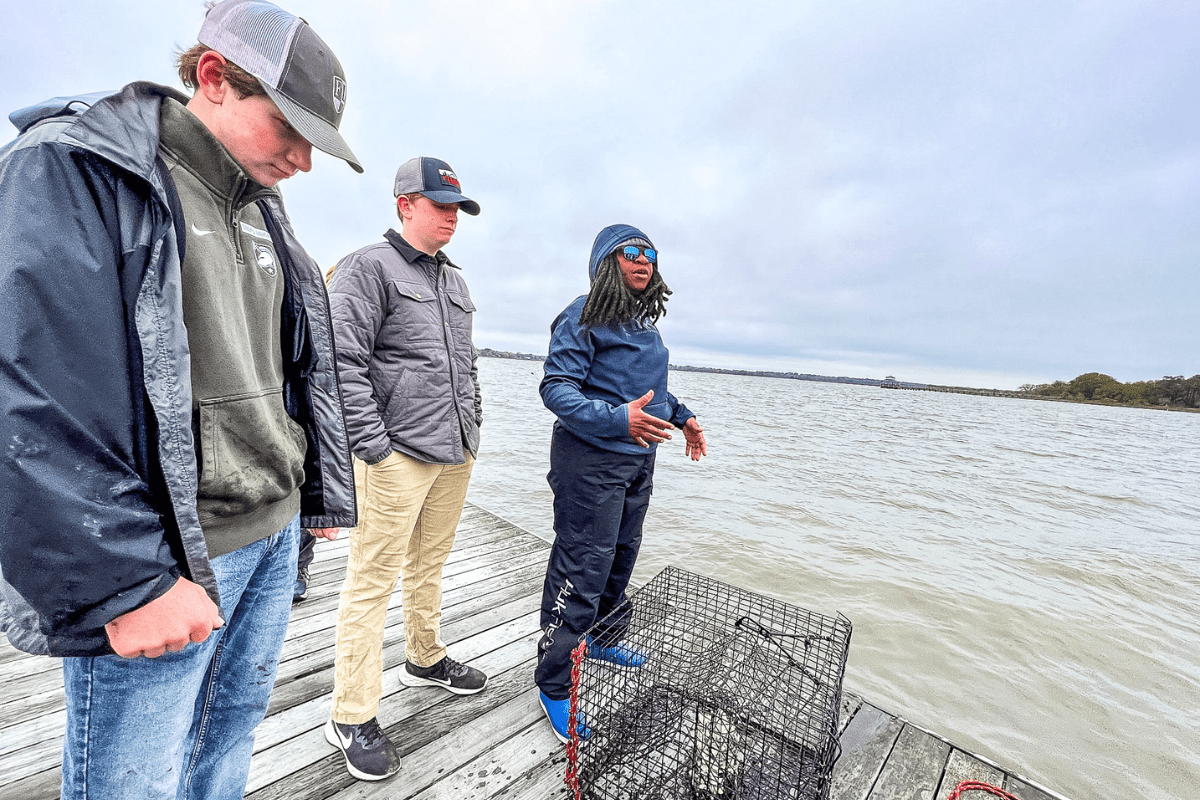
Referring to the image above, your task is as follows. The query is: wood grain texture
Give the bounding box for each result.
[0,503,1072,800]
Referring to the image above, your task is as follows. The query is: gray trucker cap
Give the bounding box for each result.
[198,0,363,172]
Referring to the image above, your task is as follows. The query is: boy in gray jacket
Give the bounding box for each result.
[325,156,486,781]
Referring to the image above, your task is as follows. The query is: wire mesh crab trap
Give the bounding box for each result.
[567,566,852,800]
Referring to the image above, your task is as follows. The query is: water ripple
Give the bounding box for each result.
[468,358,1200,800]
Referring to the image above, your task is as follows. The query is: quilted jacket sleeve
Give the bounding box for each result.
[327,251,394,464]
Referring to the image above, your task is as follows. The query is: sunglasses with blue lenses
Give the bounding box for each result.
[621,245,657,263]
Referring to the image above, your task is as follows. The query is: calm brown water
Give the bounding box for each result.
[466,356,1200,800]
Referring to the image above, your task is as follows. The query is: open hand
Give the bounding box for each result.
[627,390,674,448]
[682,417,707,461]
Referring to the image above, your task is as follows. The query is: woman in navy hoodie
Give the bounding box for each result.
[535,223,707,740]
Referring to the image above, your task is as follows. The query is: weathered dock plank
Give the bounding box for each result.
[246,620,541,792]
[491,758,573,800]
[829,703,905,800]
[404,714,560,800]
[935,747,1005,798]
[0,502,1070,800]
[1004,775,1057,800]
[868,723,951,799]
[340,687,551,800]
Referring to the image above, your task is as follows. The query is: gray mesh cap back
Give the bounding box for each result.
[198,0,363,172]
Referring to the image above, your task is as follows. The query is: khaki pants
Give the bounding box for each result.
[331,450,473,724]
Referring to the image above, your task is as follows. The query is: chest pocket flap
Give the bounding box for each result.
[445,289,476,313]
[390,280,436,303]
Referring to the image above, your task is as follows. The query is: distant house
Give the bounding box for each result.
[880,375,900,388]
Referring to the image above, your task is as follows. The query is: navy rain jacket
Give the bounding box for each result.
[0,83,356,656]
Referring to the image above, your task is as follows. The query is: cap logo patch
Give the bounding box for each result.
[438,169,461,190]
[254,243,278,277]
[332,77,347,115]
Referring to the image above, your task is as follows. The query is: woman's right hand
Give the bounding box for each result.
[627,391,674,447]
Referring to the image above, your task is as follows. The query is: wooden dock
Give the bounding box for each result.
[1,503,1067,800]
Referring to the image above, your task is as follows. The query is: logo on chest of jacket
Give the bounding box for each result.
[254,243,278,277]
[240,220,271,241]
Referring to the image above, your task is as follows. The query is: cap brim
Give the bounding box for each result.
[421,189,481,216]
[262,84,363,173]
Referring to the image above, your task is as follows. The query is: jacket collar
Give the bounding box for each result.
[157,95,275,207]
[384,228,458,271]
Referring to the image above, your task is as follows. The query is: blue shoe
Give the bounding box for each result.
[538,691,590,743]
[586,640,647,668]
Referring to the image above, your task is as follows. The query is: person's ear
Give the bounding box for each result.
[195,50,231,104]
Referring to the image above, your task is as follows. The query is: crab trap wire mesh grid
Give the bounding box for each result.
[568,567,852,800]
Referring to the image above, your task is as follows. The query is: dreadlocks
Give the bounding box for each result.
[579,252,672,329]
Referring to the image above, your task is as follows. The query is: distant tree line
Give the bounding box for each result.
[1020,373,1200,408]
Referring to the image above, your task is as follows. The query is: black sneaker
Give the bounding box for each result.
[292,565,311,603]
[398,655,488,695]
[324,717,401,781]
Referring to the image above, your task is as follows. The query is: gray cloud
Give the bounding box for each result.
[3,0,1196,388]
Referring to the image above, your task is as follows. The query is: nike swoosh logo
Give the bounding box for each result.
[337,728,353,748]
[191,223,215,237]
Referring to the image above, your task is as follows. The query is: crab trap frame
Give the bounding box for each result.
[567,566,852,800]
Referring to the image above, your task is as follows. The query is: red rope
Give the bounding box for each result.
[564,639,587,800]
[946,780,1021,800]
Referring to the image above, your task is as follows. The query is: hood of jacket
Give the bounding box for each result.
[9,82,189,187]
[588,223,655,282]
[9,91,116,133]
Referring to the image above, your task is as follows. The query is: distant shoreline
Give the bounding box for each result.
[479,349,1199,413]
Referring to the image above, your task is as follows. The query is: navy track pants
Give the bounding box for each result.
[535,425,655,700]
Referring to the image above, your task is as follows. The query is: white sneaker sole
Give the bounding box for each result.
[539,695,571,744]
[323,718,400,782]
[398,668,488,695]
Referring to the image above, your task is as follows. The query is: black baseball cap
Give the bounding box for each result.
[198,0,363,172]
[392,157,480,215]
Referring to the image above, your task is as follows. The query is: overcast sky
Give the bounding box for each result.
[4,1,1197,388]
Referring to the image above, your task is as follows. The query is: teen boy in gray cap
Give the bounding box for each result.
[0,2,358,797]
[325,157,485,781]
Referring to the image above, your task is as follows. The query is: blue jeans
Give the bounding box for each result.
[60,516,300,800]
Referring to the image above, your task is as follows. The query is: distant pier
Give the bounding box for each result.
[886,383,1032,399]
